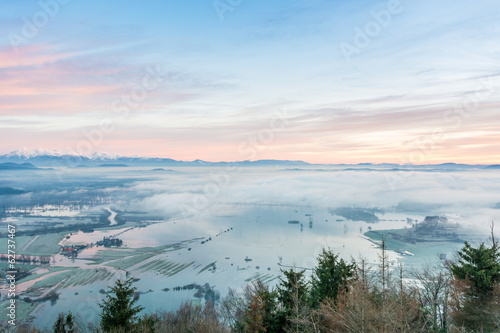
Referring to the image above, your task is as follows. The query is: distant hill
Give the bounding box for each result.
[0,162,39,170]
[0,187,29,195]
[0,148,497,170]
[150,168,181,173]
[98,164,129,167]
[329,207,381,223]
[0,148,312,168]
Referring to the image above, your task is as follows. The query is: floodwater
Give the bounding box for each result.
[5,166,500,328]
[33,204,436,328]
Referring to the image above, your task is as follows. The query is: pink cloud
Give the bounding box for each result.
[0,47,194,116]
[0,44,75,68]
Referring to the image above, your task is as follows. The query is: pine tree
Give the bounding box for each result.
[277,267,308,317]
[53,312,75,333]
[450,241,500,294]
[309,248,355,308]
[276,267,309,332]
[99,277,144,332]
[449,240,500,331]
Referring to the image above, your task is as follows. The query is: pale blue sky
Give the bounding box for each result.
[1,0,499,163]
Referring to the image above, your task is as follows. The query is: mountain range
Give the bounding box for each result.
[0,148,310,168]
[0,148,497,170]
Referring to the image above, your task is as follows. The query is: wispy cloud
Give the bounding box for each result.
[1,0,499,163]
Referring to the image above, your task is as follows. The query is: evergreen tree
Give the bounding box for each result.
[276,267,309,332]
[277,268,308,316]
[99,277,144,332]
[222,280,284,333]
[449,241,500,331]
[256,288,287,333]
[53,312,75,333]
[309,248,355,308]
[450,241,500,293]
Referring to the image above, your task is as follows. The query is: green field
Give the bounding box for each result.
[245,272,278,284]
[104,253,157,270]
[89,242,187,269]
[22,232,67,256]
[365,229,463,267]
[25,270,76,292]
[16,266,75,284]
[140,259,195,276]
[99,221,137,231]
[198,261,217,274]
[0,232,66,256]
[62,268,114,287]
[0,262,38,271]
[0,234,31,252]
[130,256,195,276]
[25,267,115,294]
[87,248,138,264]
[0,299,38,325]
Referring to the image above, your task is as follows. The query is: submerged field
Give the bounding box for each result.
[1,166,499,329]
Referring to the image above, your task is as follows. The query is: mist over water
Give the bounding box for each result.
[3,166,500,328]
[122,167,500,230]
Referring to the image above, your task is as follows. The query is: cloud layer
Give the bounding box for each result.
[1,0,499,163]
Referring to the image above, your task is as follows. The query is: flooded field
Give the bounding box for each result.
[1,166,500,328]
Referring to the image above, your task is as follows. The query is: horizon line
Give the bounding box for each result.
[0,148,498,167]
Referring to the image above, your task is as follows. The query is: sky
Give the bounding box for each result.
[1,0,499,164]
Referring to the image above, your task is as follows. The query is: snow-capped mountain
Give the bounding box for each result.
[5,147,69,158]
[4,147,122,160]
[0,147,131,166]
[3,148,488,170]
[0,147,312,168]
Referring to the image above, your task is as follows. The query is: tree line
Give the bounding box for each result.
[0,211,125,238]
[11,236,500,333]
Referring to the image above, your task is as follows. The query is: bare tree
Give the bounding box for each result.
[411,264,451,331]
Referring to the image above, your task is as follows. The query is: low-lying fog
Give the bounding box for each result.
[3,166,500,231]
[2,166,500,328]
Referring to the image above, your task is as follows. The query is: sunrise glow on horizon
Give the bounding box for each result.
[1,0,499,164]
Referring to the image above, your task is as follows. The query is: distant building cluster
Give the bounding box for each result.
[60,245,86,257]
[96,237,123,247]
[61,237,122,258]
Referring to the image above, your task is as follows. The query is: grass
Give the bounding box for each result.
[87,248,137,264]
[0,299,38,325]
[25,270,76,292]
[198,261,217,274]
[0,262,38,271]
[125,238,201,252]
[364,230,463,266]
[63,268,114,287]
[133,243,185,252]
[244,272,278,284]
[163,261,194,276]
[259,274,278,284]
[0,232,67,256]
[25,267,115,294]
[0,235,32,253]
[16,266,75,284]
[133,258,195,276]
[22,232,67,255]
[104,253,157,270]
[94,241,190,272]
[88,243,185,266]
[98,221,136,231]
